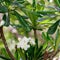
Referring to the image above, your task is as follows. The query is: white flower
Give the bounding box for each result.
[17,37,30,50]
[29,38,35,45]
[0,20,5,27]
[17,36,35,50]
[17,41,30,50]
[22,37,30,43]
[23,44,30,50]
[50,0,53,2]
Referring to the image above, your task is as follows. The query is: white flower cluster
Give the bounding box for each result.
[17,37,35,50]
[50,0,53,2]
[0,20,5,27]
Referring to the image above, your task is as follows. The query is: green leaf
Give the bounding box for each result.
[37,10,56,15]
[15,47,20,60]
[47,20,60,34]
[36,0,45,11]
[18,49,26,60]
[4,0,12,6]
[42,32,51,41]
[54,0,60,7]
[25,10,38,27]
[4,0,11,3]
[42,43,47,50]
[13,1,24,10]
[17,0,24,4]
[32,0,36,10]
[0,55,11,60]
[0,0,4,3]
[1,48,10,58]
[35,45,43,56]
[24,1,33,10]
[42,32,47,41]
[55,29,60,51]
[27,46,35,59]
[14,11,31,32]
[0,5,8,13]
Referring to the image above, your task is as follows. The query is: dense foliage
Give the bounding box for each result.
[0,0,60,60]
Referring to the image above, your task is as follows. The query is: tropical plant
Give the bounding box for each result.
[0,0,60,60]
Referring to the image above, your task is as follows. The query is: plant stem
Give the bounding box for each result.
[0,27,16,60]
[34,29,37,40]
[34,29,38,46]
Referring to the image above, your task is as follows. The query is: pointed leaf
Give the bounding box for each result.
[14,11,31,32]
[0,5,8,13]
[47,20,60,34]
